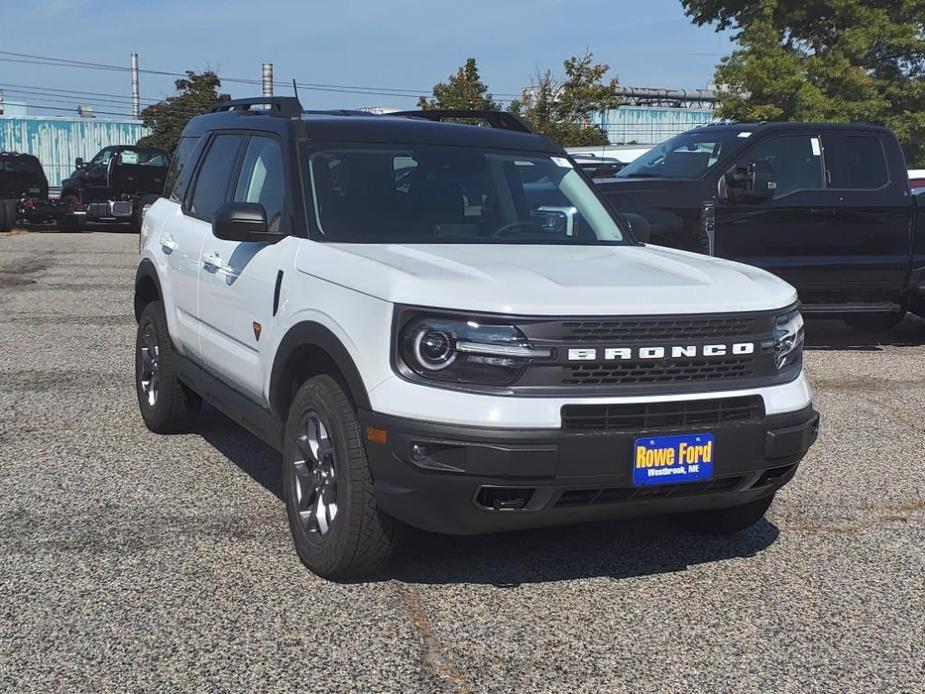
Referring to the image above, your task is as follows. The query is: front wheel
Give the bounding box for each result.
[131,195,158,233]
[282,375,397,579]
[671,494,775,534]
[843,312,905,332]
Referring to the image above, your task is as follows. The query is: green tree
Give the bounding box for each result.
[513,51,621,147]
[683,0,925,165]
[138,71,227,153]
[418,58,500,111]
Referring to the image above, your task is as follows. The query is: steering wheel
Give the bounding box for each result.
[491,220,545,239]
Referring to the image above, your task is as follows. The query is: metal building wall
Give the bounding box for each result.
[0,116,150,187]
[594,107,716,145]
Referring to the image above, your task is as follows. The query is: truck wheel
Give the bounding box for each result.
[61,215,84,233]
[843,312,905,331]
[0,199,11,232]
[671,493,774,534]
[131,195,158,233]
[282,375,397,579]
[135,300,202,434]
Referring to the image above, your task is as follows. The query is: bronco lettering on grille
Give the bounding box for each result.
[567,343,756,361]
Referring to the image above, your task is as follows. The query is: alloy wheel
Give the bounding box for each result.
[292,411,339,537]
[139,320,160,408]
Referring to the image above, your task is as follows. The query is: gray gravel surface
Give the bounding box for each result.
[1,229,923,693]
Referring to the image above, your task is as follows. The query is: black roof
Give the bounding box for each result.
[183,100,561,153]
[697,121,895,136]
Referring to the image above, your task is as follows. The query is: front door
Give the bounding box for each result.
[714,132,842,302]
[197,135,288,402]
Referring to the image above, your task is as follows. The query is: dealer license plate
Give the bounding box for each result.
[632,433,714,487]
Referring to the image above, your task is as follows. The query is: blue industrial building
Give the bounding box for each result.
[594,106,716,144]
[0,108,150,187]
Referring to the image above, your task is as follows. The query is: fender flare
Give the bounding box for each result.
[269,321,371,419]
[134,258,163,321]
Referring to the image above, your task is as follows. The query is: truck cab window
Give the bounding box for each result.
[822,134,889,189]
[738,135,823,199]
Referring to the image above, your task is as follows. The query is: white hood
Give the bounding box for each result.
[296,242,797,316]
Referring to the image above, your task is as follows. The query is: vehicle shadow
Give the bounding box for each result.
[804,314,925,351]
[196,404,283,500]
[194,404,780,586]
[19,222,134,234]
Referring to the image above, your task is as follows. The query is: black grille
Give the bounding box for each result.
[561,395,764,432]
[557,317,758,343]
[555,476,746,507]
[561,356,757,386]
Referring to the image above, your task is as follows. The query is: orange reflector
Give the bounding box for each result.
[366,426,388,445]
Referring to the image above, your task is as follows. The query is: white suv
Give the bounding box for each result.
[134,98,818,578]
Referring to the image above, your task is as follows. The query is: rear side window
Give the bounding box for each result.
[823,134,889,189]
[188,134,244,221]
[738,135,824,198]
[165,137,200,202]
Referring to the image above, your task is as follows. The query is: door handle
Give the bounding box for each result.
[202,251,224,270]
[160,234,177,252]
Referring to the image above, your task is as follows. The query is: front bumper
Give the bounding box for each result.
[360,404,819,535]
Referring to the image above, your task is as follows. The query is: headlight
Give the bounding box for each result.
[771,308,804,370]
[399,316,552,386]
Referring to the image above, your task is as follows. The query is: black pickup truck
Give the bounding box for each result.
[61,145,170,231]
[596,122,925,329]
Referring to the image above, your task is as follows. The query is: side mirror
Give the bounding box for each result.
[621,212,650,243]
[75,157,84,169]
[212,202,281,243]
[723,160,776,203]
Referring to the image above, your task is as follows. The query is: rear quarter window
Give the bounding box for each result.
[822,134,890,189]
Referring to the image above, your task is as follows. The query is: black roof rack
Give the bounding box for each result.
[390,109,535,134]
[208,97,303,117]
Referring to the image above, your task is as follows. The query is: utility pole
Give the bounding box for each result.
[130,53,140,118]
[262,63,274,98]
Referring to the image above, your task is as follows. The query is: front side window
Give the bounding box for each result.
[305,144,627,245]
[234,137,285,231]
[737,135,824,198]
[90,148,115,166]
[188,134,244,222]
[617,130,745,179]
[823,134,889,189]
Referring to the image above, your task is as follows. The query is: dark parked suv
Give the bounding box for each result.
[596,123,925,330]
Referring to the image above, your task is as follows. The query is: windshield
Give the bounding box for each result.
[616,129,746,179]
[304,144,628,245]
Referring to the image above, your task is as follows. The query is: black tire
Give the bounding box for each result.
[131,195,158,233]
[282,375,397,579]
[671,493,775,535]
[843,312,905,332]
[0,199,11,232]
[61,214,84,233]
[135,300,202,434]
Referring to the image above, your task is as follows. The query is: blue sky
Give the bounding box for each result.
[1,0,733,116]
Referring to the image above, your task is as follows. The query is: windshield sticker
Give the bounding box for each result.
[737,132,752,138]
[811,137,821,156]
[551,157,573,169]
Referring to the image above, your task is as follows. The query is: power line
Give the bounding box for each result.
[0,49,524,101]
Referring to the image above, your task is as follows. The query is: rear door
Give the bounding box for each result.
[197,134,289,401]
[819,130,912,303]
[169,132,246,356]
[715,132,837,298]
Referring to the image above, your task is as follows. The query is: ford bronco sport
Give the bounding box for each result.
[134,98,819,578]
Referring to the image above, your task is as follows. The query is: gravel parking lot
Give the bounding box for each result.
[1,228,923,693]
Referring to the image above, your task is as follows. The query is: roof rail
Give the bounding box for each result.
[208,97,303,117]
[390,109,535,134]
